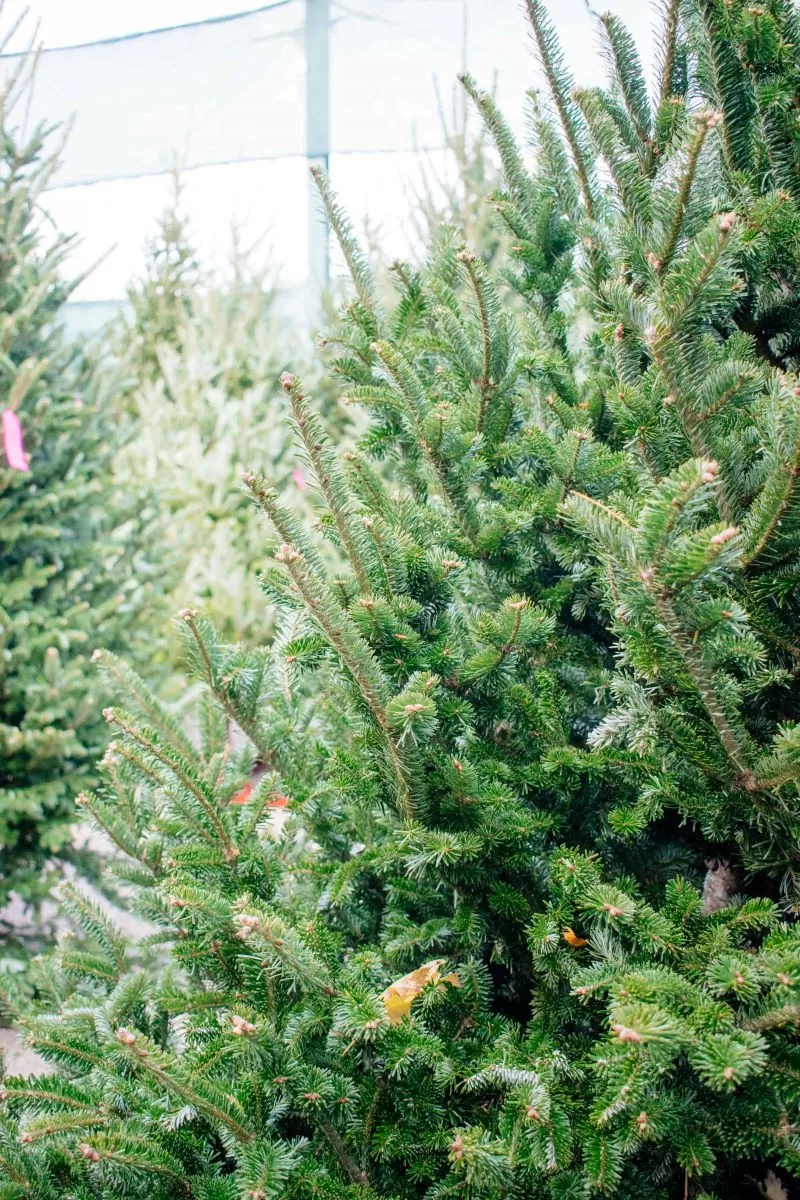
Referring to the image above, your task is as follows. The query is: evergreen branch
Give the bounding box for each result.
[17,1114,110,1144]
[274,543,414,821]
[741,453,800,568]
[645,328,737,525]
[75,791,154,873]
[83,1140,190,1190]
[658,115,712,276]
[112,1029,255,1142]
[179,607,273,763]
[524,0,596,219]
[568,490,634,529]
[102,708,239,863]
[597,12,651,147]
[319,1121,370,1185]
[0,1152,30,1188]
[741,1006,800,1033]
[280,371,373,594]
[371,339,479,545]
[57,884,127,977]
[92,650,196,763]
[243,470,326,576]
[237,907,335,993]
[658,212,737,339]
[22,1036,109,1072]
[310,166,378,318]
[458,74,530,201]
[699,0,755,178]
[656,0,681,114]
[0,1085,97,1113]
[645,581,753,783]
[457,251,493,431]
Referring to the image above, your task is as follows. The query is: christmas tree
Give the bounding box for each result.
[99,195,340,649]
[2,1,800,1197]
[0,56,153,909]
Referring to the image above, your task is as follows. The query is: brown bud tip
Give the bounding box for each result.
[116,1027,137,1046]
[280,371,297,391]
[639,567,655,584]
[241,471,256,486]
[91,648,102,662]
[19,1132,33,1143]
[102,707,114,722]
[404,703,425,714]
[637,1111,649,1128]
[231,1014,258,1036]
[179,608,196,621]
[646,251,661,269]
[612,1023,643,1043]
[234,912,260,930]
[644,325,659,346]
[719,211,736,233]
[79,1143,101,1162]
[449,1134,465,1160]
[275,542,301,565]
[710,525,738,545]
[723,1066,735,1080]
[614,323,625,342]
[457,249,477,263]
[700,458,719,483]
[526,1106,541,1120]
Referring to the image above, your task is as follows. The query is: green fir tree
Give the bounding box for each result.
[0,54,153,909]
[2,2,800,1197]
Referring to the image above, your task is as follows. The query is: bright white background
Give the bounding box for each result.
[5,1,653,304]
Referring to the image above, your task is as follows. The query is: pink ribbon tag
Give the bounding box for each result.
[292,467,307,491]
[2,409,29,471]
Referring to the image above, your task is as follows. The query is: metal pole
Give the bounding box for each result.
[305,0,330,291]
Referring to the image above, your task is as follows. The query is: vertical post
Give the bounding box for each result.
[305,0,330,291]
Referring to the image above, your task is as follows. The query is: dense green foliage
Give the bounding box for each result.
[2,1,800,1197]
[0,66,152,908]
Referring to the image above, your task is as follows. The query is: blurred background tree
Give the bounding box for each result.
[0,54,155,914]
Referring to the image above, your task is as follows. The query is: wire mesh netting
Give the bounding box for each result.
[0,0,655,309]
[2,1,535,186]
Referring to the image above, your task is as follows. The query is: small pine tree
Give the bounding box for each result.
[3,3,800,1197]
[123,178,201,378]
[0,60,152,909]
[100,200,342,648]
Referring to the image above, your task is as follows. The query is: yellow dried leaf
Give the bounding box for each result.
[380,959,460,1024]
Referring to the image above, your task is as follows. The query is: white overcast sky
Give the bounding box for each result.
[4,1,653,305]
